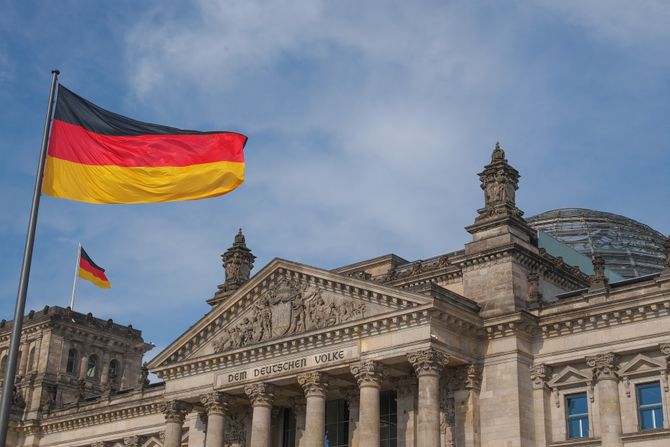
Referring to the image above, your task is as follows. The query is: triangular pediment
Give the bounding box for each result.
[149,258,432,370]
[620,354,665,376]
[548,366,591,387]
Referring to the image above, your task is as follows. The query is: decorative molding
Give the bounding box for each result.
[161,400,191,424]
[350,360,386,388]
[586,352,619,382]
[123,435,144,447]
[530,364,553,390]
[244,383,276,407]
[200,391,230,416]
[464,364,482,392]
[407,348,448,377]
[297,371,329,398]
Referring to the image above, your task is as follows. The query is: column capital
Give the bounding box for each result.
[407,348,448,377]
[586,352,619,381]
[200,391,230,415]
[161,400,191,423]
[530,364,553,390]
[297,371,329,398]
[244,383,276,407]
[350,360,386,388]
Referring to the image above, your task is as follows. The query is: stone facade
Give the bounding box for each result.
[1,144,669,446]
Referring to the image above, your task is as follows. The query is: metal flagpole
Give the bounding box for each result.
[0,69,59,445]
[69,242,81,310]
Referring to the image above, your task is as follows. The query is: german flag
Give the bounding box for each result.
[79,248,110,289]
[42,86,247,204]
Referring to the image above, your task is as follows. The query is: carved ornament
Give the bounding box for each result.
[530,364,552,390]
[160,400,191,423]
[244,383,276,407]
[123,436,144,447]
[200,392,230,415]
[350,360,386,388]
[586,352,619,382]
[464,364,482,391]
[297,372,329,398]
[407,348,448,376]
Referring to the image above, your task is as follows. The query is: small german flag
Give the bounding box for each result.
[79,247,110,289]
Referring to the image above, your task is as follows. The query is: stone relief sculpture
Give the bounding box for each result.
[213,276,368,353]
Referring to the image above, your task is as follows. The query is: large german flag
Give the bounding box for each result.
[79,247,110,289]
[43,86,247,204]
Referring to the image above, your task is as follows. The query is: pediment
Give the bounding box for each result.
[620,354,665,376]
[149,258,431,369]
[548,366,591,387]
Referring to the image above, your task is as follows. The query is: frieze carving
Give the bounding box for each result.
[201,392,230,415]
[245,383,276,407]
[297,372,329,398]
[407,348,449,376]
[213,276,367,353]
[586,352,619,382]
[161,400,191,423]
[464,364,482,391]
[530,364,552,390]
[123,435,144,447]
[350,360,386,387]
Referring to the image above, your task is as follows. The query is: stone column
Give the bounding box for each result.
[79,353,89,379]
[298,372,328,447]
[292,396,307,447]
[530,364,552,446]
[407,348,448,447]
[463,364,481,447]
[245,383,276,447]
[19,341,30,376]
[395,376,417,447]
[201,392,230,447]
[586,353,623,447]
[161,400,191,447]
[344,388,360,447]
[350,360,386,447]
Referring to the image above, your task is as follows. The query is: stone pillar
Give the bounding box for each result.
[530,364,552,446]
[161,400,191,447]
[395,376,417,447]
[245,383,276,447]
[201,392,230,447]
[292,397,307,447]
[19,341,30,376]
[350,360,386,447]
[463,364,481,447]
[407,348,447,447]
[586,353,623,447]
[297,372,328,447]
[79,353,89,379]
[344,388,360,447]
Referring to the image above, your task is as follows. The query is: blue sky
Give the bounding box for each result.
[1,0,669,359]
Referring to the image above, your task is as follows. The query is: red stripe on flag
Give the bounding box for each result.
[79,257,109,282]
[48,119,246,167]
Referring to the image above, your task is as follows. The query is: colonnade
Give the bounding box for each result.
[160,348,449,447]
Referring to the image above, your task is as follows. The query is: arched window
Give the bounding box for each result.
[109,359,120,380]
[86,355,99,380]
[66,349,78,374]
[27,347,35,372]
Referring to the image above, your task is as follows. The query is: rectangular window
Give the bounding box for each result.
[282,407,296,447]
[637,382,664,431]
[566,393,589,439]
[380,390,398,447]
[325,399,349,447]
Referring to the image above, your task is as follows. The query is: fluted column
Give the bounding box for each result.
[298,372,328,447]
[408,349,448,447]
[245,383,276,447]
[161,400,191,447]
[201,392,230,447]
[586,353,623,447]
[530,364,552,446]
[350,360,386,447]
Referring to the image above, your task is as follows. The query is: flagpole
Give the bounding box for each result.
[69,242,81,310]
[0,69,59,444]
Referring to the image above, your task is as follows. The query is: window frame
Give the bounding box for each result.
[565,392,590,439]
[636,381,664,431]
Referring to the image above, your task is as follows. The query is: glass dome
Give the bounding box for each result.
[527,208,666,279]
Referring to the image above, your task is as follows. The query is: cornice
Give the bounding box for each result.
[482,312,538,339]
[154,305,434,380]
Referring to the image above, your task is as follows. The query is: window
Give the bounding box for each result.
[380,390,398,447]
[637,382,664,430]
[566,393,589,439]
[281,407,296,447]
[109,359,120,380]
[86,355,99,380]
[66,349,78,374]
[27,347,35,372]
[325,399,349,447]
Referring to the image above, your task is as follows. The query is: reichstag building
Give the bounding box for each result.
[1,144,669,447]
